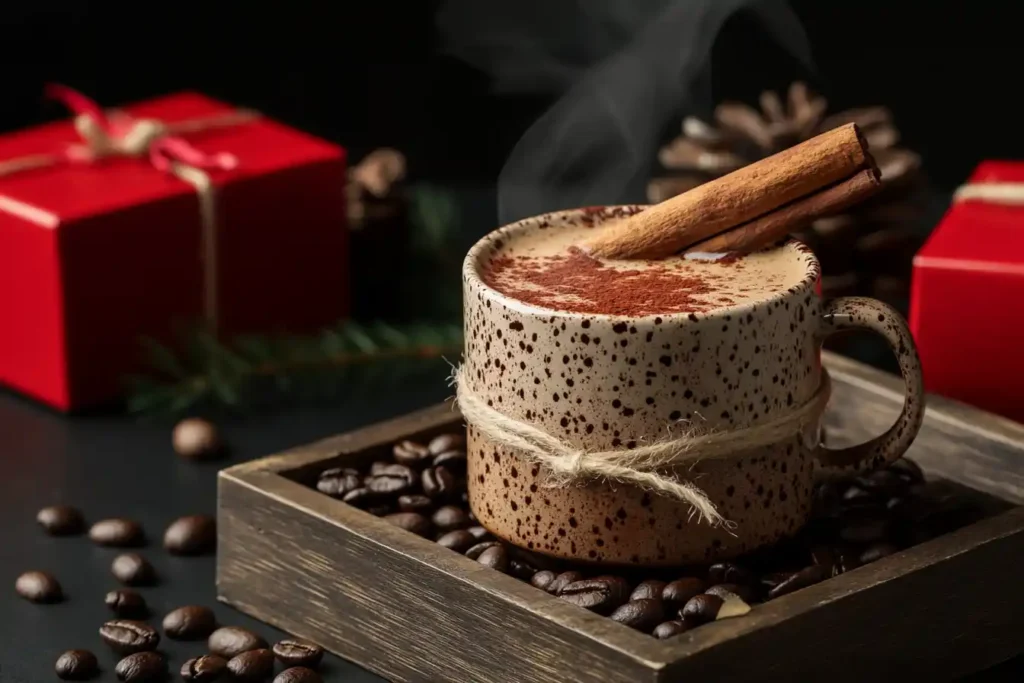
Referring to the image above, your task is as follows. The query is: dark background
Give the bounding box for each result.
[0,0,1020,197]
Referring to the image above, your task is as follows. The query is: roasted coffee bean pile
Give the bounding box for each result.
[16,505,326,682]
[314,431,987,639]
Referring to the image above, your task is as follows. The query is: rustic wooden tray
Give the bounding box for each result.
[217,352,1024,682]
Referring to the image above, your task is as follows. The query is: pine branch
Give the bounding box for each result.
[127,320,463,418]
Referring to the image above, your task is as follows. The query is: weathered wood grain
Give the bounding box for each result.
[217,351,1024,682]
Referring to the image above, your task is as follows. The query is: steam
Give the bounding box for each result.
[437,0,813,225]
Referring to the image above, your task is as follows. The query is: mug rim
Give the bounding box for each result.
[463,205,821,322]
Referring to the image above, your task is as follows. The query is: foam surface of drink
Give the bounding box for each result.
[480,216,812,318]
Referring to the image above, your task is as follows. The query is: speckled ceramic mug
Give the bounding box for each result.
[462,206,924,566]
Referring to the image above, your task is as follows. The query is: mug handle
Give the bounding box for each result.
[815,297,926,472]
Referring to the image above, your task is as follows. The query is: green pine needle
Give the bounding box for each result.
[127,320,463,418]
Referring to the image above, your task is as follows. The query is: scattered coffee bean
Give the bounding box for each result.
[366,463,416,495]
[548,570,584,595]
[180,654,228,682]
[477,544,509,572]
[384,512,432,537]
[15,570,62,603]
[227,648,275,681]
[630,580,667,602]
[105,589,148,617]
[55,649,98,680]
[839,516,889,544]
[610,598,665,632]
[115,651,165,682]
[705,582,757,603]
[367,505,393,517]
[856,469,910,496]
[89,519,144,547]
[653,620,692,639]
[508,557,539,580]
[466,525,491,541]
[163,514,216,555]
[860,542,900,564]
[99,620,160,655]
[464,541,501,560]
[661,577,706,610]
[341,488,376,508]
[530,570,557,591]
[273,638,324,668]
[208,625,268,658]
[275,667,323,683]
[432,505,469,532]
[421,465,457,499]
[163,604,217,640]
[173,417,223,460]
[680,594,724,624]
[393,440,433,468]
[436,529,476,553]
[428,432,465,455]
[889,457,924,483]
[398,494,433,513]
[111,553,156,586]
[37,505,85,536]
[708,562,754,585]
[316,468,362,498]
[432,449,467,472]
[559,576,631,614]
[767,564,829,600]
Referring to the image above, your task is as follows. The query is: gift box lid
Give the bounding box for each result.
[915,161,1024,271]
[0,92,343,226]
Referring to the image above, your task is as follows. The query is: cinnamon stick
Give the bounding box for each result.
[581,123,878,259]
[685,168,881,253]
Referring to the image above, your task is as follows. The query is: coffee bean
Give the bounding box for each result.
[89,519,145,547]
[111,553,156,586]
[466,525,491,541]
[548,570,584,595]
[630,580,667,602]
[432,449,467,472]
[464,541,501,560]
[275,667,323,683]
[428,432,465,455]
[366,463,416,495]
[55,649,98,680]
[432,505,469,532]
[99,620,160,654]
[273,638,324,668]
[208,626,268,658]
[422,465,457,498]
[367,505,393,517]
[767,564,829,600]
[839,516,889,543]
[860,542,900,564]
[15,570,62,603]
[653,620,692,639]
[397,494,433,513]
[341,488,376,508]
[316,468,362,498]
[163,605,217,639]
[105,589,148,618]
[708,562,754,585]
[661,577,706,610]
[173,417,223,460]
[705,582,757,603]
[559,576,631,614]
[530,570,557,591]
[508,546,557,573]
[227,648,275,681]
[436,529,476,553]
[163,514,216,555]
[477,544,509,572]
[393,440,433,468]
[888,457,924,483]
[680,594,723,624]
[180,654,228,682]
[610,598,665,632]
[508,557,539,580]
[37,505,85,536]
[384,512,432,537]
[115,652,165,682]
[841,485,881,505]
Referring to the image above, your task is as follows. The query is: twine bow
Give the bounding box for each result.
[953,181,1024,205]
[0,85,260,329]
[453,364,832,528]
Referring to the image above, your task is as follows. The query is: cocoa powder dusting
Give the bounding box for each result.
[483,247,736,317]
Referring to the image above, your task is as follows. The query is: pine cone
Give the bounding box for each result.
[649,83,926,305]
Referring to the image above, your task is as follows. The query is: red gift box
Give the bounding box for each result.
[910,161,1024,423]
[0,90,348,411]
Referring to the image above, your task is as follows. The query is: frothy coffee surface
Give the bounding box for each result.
[480,213,810,317]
